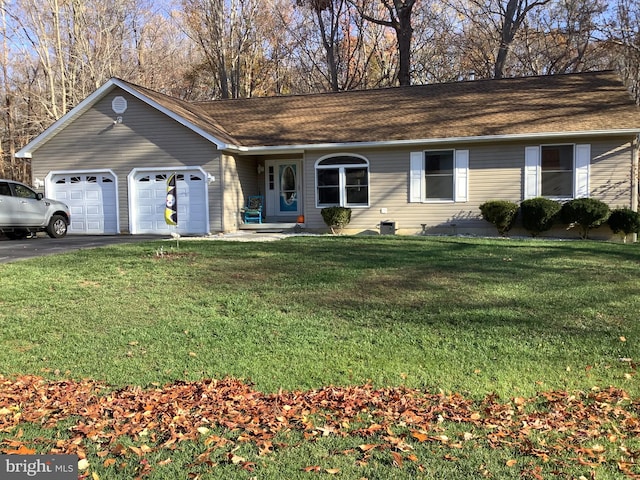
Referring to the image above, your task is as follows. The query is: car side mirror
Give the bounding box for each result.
[36,193,43,200]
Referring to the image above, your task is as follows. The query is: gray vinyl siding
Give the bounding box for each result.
[302,137,635,236]
[30,88,223,234]
[590,138,634,208]
[223,154,260,231]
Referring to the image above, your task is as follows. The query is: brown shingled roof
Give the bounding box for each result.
[119,81,239,146]
[125,71,640,148]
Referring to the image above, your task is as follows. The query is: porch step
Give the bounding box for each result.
[239,222,299,231]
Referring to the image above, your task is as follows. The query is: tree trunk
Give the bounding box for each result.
[396,1,413,86]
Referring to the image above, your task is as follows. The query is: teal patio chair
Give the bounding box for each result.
[242,195,263,224]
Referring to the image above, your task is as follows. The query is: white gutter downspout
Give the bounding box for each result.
[632,135,639,243]
[219,153,226,233]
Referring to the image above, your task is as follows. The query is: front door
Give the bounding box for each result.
[265,160,302,219]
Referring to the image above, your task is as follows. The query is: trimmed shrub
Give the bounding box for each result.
[607,207,640,242]
[520,197,561,237]
[560,198,610,239]
[321,206,352,234]
[479,200,519,236]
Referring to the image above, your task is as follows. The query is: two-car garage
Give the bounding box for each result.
[45,168,209,235]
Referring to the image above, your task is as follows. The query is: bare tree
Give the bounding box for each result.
[295,0,345,91]
[608,0,640,102]
[291,0,394,91]
[514,0,609,76]
[412,0,468,83]
[349,0,416,86]
[181,0,277,99]
[453,0,551,79]
[494,0,552,77]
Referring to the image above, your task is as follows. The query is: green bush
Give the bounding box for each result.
[320,206,352,234]
[479,200,519,236]
[560,198,610,239]
[520,197,561,237]
[607,207,640,242]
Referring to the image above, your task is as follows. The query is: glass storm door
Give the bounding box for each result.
[266,160,301,217]
[279,163,298,213]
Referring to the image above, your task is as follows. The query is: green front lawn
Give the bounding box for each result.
[0,236,638,479]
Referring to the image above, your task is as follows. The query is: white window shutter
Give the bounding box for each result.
[454,149,469,202]
[524,146,540,199]
[409,152,423,203]
[574,144,591,198]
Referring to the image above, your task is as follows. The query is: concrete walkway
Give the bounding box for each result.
[177,232,317,242]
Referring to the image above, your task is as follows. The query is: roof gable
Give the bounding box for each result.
[17,78,238,158]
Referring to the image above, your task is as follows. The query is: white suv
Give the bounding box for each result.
[0,179,71,239]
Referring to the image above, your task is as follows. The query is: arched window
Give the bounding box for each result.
[315,155,369,207]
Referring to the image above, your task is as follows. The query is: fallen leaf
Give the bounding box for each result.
[506,459,517,467]
[325,468,340,474]
[92,472,100,480]
[411,432,428,442]
[129,446,143,457]
[6,445,36,455]
[359,444,377,452]
[391,451,403,468]
[78,459,90,470]
[103,458,116,467]
[302,465,320,472]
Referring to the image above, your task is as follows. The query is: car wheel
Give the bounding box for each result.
[5,230,29,240]
[46,215,68,238]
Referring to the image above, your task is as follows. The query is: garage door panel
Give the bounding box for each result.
[49,173,118,234]
[131,169,208,235]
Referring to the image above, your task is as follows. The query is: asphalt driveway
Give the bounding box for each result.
[0,234,163,264]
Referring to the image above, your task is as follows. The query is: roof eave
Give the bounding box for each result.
[228,129,640,155]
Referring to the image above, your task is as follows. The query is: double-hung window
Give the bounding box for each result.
[316,155,369,207]
[541,145,574,197]
[410,149,469,203]
[524,144,590,199]
[424,150,455,201]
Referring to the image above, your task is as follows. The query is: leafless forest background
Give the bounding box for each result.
[1,0,639,183]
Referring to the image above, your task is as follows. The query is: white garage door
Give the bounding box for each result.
[130,169,208,235]
[48,172,119,234]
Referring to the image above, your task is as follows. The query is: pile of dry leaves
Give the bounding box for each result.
[0,375,638,478]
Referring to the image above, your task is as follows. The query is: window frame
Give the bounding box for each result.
[540,144,574,199]
[423,149,455,202]
[315,154,370,208]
